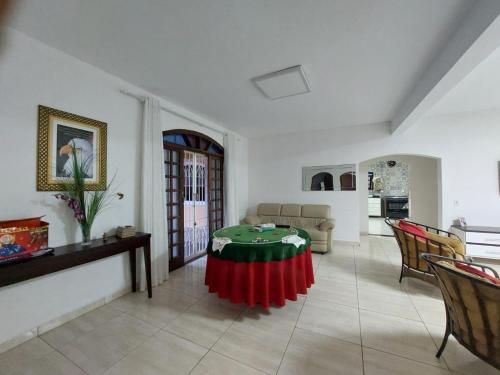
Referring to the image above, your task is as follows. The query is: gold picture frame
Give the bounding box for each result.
[37,105,107,191]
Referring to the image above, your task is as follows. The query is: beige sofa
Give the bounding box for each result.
[242,203,334,253]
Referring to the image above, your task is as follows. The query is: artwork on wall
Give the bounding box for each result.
[37,105,107,191]
[302,164,356,191]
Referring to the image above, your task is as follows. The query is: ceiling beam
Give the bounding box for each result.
[391,0,500,134]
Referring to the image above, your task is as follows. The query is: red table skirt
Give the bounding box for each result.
[205,247,314,309]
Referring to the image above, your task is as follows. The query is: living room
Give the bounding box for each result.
[0,1,499,374]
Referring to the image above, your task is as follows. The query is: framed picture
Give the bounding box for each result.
[37,105,107,191]
[302,164,357,191]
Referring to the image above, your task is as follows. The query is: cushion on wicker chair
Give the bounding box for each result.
[425,231,465,257]
[455,263,500,285]
[399,220,427,238]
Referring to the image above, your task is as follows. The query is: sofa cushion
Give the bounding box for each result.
[259,215,281,225]
[302,204,330,218]
[303,227,328,242]
[281,204,302,217]
[257,203,282,216]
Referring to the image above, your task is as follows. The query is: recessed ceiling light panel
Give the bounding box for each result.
[252,65,311,100]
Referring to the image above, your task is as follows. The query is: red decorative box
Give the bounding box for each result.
[0,217,49,261]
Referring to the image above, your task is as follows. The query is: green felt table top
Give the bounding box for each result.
[208,224,311,263]
[213,224,298,244]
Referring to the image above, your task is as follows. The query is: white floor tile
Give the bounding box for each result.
[360,310,446,368]
[297,299,361,345]
[4,236,495,375]
[278,328,363,375]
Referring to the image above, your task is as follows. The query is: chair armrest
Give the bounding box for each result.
[242,215,261,225]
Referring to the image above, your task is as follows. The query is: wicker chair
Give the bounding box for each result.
[422,254,500,370]
[385,219,465,284]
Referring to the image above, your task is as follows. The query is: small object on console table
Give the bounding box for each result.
[116,226,136,238]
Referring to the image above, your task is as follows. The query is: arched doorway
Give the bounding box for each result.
[163,130,224,271]
[359,154,441,236]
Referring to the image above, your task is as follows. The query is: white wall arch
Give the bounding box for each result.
[358,154,442,235]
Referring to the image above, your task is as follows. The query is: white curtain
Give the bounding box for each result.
[139,97,169,289]
[223,133,239,227]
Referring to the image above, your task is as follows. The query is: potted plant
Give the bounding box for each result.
[55,145,122,245]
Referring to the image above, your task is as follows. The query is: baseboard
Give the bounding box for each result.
[0,286,131,354]
[0,329,37,355]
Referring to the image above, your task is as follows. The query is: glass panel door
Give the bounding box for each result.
[183,151,209,260]
[165,148,184,271]
[209,155,224,232]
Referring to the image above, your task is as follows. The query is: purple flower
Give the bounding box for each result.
[54,194,86,222]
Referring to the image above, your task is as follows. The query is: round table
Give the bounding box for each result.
[204,224,315,308]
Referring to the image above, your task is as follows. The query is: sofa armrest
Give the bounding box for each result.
[242,215,261,225]
[317,219,334,232]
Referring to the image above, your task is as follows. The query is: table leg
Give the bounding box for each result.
[129,248,137,293]
[143,241,153,298]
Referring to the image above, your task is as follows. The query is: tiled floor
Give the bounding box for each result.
[368,217,394,236]
[1,236,498,375]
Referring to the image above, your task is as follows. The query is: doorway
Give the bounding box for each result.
[359,155,441,237]
[163,130,224,271]
[183,151,209,261]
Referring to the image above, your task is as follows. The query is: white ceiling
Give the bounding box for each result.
[8,0,476,136]
[428,45,500,117]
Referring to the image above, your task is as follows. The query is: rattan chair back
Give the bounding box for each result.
[385,219,463,282]
[422,254,500,370]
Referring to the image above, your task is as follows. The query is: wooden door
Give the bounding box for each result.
[208,155,224,232]
[165,147,184,271]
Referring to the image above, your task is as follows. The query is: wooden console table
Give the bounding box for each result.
[0,232,153,298]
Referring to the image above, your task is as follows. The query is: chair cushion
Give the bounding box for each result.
[425,231,465,257]
[399,220,427,238]
[257,203,282,216]
[301,204,331,218]
[281,204,302,217]
[303,227,328,242]
[455,263,500,285]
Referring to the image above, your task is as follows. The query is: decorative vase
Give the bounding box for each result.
[80,223,92,246]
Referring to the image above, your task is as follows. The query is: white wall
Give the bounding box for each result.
[248,111,500,242]
[0,27,247,348]
[359,155,439,233]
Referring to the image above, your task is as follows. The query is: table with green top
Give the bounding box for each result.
[205,224,314,308]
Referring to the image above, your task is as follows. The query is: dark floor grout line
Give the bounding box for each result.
[353,243,366,375]
[207,350,272,375]
[361,344,451,371]
[38,336,91,375]
[193,307,271,375]
[275,295,307,374]
[40,309,157,375]
[363,236,451,372]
